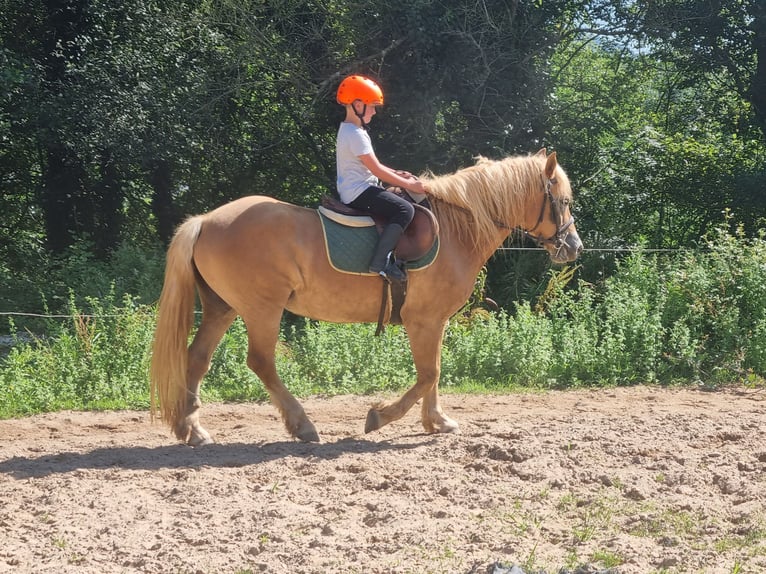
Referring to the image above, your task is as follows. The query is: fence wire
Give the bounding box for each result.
[0,247,690,320]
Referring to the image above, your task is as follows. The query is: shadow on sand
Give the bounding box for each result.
[0,435,436,480]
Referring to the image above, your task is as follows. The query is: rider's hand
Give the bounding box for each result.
[407,179,428,195]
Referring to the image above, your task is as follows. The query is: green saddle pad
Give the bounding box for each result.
[318,211,439,275]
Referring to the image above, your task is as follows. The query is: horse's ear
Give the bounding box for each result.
[544,151,558,179]
[535,148,547,158]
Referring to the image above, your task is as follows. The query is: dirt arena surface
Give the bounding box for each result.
[1,386,765,574]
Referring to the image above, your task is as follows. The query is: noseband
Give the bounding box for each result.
[524,177,575,249]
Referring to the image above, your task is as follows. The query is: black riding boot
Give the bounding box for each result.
[369,224,407,281]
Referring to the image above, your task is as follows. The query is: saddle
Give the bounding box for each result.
[318,195,439,262]
[318,193,440,335]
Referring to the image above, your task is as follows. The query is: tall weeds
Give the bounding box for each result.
[1,291,156,416]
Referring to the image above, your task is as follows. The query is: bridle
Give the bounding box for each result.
[447,171,575,249]
[523,176,575,249]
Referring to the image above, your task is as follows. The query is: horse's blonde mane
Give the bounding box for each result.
[423,153,571,251]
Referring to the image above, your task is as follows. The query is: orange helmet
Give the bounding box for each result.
[336,75,384,106]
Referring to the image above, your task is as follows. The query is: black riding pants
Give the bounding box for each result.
[347,186,415,229]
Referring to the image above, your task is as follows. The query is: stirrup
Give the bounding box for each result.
[375,260,407,282]
[370,251,407,282]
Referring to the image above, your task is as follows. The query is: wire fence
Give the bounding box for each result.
[0,313,135,320]
[495,247,682,252]
[0,246,692,320]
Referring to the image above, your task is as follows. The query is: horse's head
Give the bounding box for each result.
[524,150,583,264]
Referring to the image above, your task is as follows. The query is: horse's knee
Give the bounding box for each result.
[417,366,440,387]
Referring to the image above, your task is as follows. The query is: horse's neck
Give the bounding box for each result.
[441,221,511,276]
[475,228,512,269]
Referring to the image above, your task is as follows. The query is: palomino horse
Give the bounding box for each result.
[150,149,583,445]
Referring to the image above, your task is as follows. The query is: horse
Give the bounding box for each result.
[150,149,583,445]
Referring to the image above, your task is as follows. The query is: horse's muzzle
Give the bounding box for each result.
[548,229,583,264]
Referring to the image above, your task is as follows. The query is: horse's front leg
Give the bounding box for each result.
[420,378,460,434]
[365,320,459,434]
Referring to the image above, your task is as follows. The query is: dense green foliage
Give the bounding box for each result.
[2,224,764,419]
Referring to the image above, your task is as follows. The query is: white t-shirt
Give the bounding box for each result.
[336,122,379,203]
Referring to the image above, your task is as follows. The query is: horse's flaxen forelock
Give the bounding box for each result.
[424,154,570,251]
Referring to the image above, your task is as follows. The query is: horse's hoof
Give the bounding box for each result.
[188,427,214,447]
[424,415,461,435]
[296,423,320,443]
[440,423,461,435]
[365,409,382,434]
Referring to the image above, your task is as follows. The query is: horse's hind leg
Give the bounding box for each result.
[176,279,236,446]
[243,306,319,443]
[365,319,459,434]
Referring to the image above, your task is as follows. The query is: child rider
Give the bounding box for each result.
[335,75,428,282]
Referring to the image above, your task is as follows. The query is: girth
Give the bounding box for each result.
[375,274,407,336]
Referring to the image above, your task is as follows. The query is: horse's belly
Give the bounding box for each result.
[285,290,382,324]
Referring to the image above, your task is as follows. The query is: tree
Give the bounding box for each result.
[334,0,585,171]
[548,35,766,250]
[592,0,766,141]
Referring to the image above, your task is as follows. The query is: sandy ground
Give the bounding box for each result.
[1,386,765,574]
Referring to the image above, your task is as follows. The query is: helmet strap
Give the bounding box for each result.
[353,101,368,129]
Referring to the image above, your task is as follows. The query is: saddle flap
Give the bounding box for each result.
[398,203,439,262]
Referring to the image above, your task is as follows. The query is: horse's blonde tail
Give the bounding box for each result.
[150,216,203,431]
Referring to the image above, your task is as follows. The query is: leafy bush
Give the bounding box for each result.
[544,223,766,386]
[581,253,664,385]
[659,222,766,383]
[278,321,416,395]
[0,240,165,335]
[2,222,765,419]
[0,291,156,417]
[443,305,553,388]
